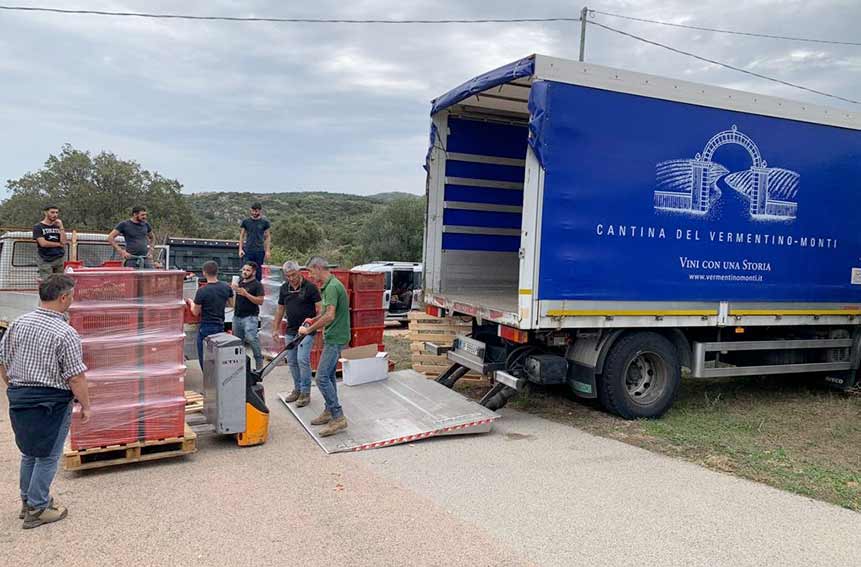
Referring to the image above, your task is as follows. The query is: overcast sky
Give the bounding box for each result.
[0,0,858,197]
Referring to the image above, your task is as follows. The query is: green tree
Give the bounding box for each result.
[271,215,324,255]
[357,197,424,263]
[0,144,200,242]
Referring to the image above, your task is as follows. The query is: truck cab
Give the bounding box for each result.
[163,237,241,282]
[351,261,422,322]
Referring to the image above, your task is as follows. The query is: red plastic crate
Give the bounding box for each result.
[351,326,384,346]
[350,308,386,328]
[85,372,140,405]
[350,271,385,291]
[139,271,185,301]
[81,334,185,373]
[141,396,185,440]
[142,368,185,399]
[70,401,139,450]
[144,303,186,334]
[71,271,138,302]
[70,303,184,338]
[69,305,141,337]
[331,269,352,292]
[351,289,385,310]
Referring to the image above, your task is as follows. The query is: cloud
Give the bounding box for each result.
[0,0,857,199]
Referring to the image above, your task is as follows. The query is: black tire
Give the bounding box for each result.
[599,332,680,419]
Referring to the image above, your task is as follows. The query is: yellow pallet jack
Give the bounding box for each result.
[202,333,296,447]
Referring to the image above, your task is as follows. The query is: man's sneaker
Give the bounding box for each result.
[23,504,68,529]
[283,390,301,403]
[296,393,311,408]
[318,416,348,437]
[310,410,332,426]
[19,498,28,520]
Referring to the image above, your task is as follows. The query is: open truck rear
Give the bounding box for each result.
[423,54,861,418]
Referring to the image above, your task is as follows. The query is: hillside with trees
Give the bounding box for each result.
[0,145,425,267]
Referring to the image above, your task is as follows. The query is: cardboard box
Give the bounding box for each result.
[340,345,389,386]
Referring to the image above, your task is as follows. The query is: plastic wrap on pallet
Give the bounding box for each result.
[70,269,187,304]
[68,302,185,338]
[66,268,188,450]
[259,272,285,359]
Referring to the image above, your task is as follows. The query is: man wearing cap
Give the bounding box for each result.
[238,202,271,281]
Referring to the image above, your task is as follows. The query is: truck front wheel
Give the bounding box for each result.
[599,332,680,419]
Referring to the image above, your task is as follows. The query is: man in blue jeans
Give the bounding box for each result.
[1,274,92,529]
[272,261,321,407]
[238,202,271,281]
[231,261,265,369]
[299,256,350,437]
[187,261,234,369]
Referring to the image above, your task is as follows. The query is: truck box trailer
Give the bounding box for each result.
[423,54,861,418]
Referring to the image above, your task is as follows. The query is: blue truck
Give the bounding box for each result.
[422,54,861,418]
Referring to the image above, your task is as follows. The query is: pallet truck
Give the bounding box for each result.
[201,332,296,447]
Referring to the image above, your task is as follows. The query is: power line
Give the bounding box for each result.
[0,5,580,24]
[593,10,861,47]
[589,20,859,105]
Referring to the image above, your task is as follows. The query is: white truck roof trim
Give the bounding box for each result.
[532,54,860,131]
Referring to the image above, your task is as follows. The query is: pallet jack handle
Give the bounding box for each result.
[253,322,311,382]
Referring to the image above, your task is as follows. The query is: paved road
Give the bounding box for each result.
[2,367,859,566]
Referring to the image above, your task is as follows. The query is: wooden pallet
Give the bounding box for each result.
[407,311,484,382]
[185,390,204,414]
[62,424,197,472]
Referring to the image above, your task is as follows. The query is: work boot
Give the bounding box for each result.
[283,390,300,403]
[22,503,68,529]
[296,393,311,408]
[18,497,28,520]
[318,416,348,437]
[310,410,331,426]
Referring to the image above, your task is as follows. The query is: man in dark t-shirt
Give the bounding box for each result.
[238,202,270,281]
[32,205,67,280]
[272,261,321,407]
[187,261,234,369]
[108,206,154,268]
[231,262,265,369]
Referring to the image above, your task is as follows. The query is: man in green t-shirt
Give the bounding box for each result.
[298,256,351,436]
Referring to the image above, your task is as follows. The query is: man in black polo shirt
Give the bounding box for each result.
[238,202,271,281]
[187,261,234,369]
[272,261,321,407]
[231,261,265,369]
[108,206,154,268]
[32,205,67,281]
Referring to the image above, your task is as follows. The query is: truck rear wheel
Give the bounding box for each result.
[600,332,680,419]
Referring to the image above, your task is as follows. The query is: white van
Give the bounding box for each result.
[351,261,422,323]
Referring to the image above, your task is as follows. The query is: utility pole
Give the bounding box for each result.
[579,6,588,62]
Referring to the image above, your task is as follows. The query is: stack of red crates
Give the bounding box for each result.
[348,271,386,348]
[66,266,187,450]
[305,270,386,371]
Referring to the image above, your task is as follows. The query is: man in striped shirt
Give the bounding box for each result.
[1,274,91,529]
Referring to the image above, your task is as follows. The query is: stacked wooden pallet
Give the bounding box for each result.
[62,424,197,472]
[185,390,204,414]
[408,311,483,382]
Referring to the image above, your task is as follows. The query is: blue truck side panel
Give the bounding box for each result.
[532,80,861,303]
